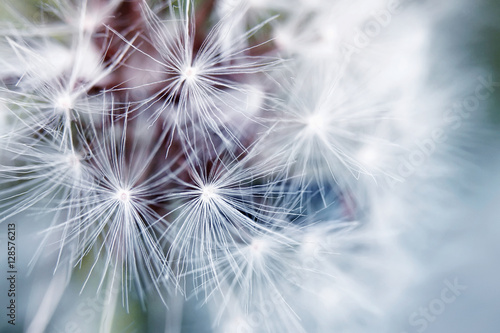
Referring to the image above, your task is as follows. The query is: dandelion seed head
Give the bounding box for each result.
[200,184,218,202]
[182,66,198,83]
[304,113,327,135]
[55,93,74,113]
[116,188,132,204]
[1,0,479,331]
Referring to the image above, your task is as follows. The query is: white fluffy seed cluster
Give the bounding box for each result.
[0,0,479,332]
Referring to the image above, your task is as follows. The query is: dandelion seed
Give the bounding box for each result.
[110,1,279,151]
[304,113,327,135]
[258,63,403,209]
[194,228,306,333]
[200,184,218,202]
[67,109,179,305]
[181,66,198,83]
[161,145,291,287]
[55,93,74,110]
[115,188,131,203]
